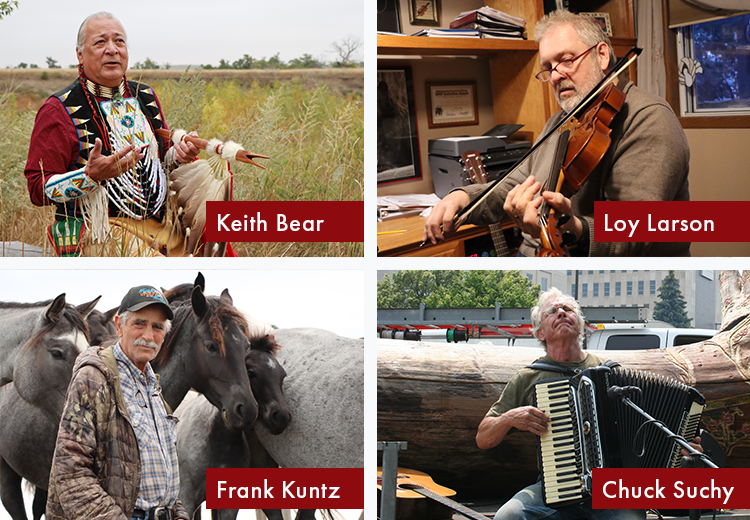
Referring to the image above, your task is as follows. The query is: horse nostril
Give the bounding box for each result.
[273,409,292,428]
[235,400,258,425]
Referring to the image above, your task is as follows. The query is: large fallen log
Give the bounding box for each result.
[378,311,750,500]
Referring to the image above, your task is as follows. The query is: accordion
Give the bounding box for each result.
[533,365,705,508]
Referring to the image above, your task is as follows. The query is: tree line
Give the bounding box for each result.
[10,38,362,71]
[378,269,694,329]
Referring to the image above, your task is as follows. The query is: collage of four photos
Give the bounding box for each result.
[1,0,750,518]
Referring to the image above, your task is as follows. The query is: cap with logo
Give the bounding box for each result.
[118,285,174,320]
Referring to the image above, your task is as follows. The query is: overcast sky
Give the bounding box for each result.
[0,0,364,68]
[0,267,364,338]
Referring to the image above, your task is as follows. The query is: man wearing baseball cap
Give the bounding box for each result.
[47,285,189,520]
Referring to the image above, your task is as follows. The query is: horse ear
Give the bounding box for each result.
[45,293,67,323]
[195,272,206,292]
[220,288,233,304]
[191,285,208,320]
[104,306,119,323]
[76,295,101,319]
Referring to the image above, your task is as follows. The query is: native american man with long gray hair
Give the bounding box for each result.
[24,12,239,257]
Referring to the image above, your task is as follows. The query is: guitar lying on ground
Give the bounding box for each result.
[377,467,489,520]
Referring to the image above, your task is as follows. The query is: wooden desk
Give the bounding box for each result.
[377,215,491,257]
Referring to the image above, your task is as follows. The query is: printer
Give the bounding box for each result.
[429,130,531,198]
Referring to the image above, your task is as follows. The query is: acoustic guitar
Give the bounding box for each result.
[461,150,513,257]
[377,467,488,520]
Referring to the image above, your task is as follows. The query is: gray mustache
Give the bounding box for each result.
[134,339,159,349]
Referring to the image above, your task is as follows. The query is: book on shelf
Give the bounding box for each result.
[411,28,482,38]
[450,19,525,32]
[450,6,526,30]
[411,28,524,39]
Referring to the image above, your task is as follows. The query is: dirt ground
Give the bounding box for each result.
[0,67,363,111]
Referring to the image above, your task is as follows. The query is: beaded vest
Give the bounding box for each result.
[52,78,168,222]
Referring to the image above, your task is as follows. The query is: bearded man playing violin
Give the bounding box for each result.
[423,9,690,257]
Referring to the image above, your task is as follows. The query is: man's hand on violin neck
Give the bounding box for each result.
[541,191,583,240]
[423,190,470,244]
[85,137,144,182]
[504,175,544,236]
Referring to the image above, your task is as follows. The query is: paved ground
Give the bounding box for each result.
[0,241,46,256]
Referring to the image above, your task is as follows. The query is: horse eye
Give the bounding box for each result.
[51,349,65,359]
[247,369,257,379]
[204,341,218,353]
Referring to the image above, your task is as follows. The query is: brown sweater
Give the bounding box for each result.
[458,81,690,257]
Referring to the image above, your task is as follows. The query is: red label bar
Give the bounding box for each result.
[594,201,750,242]
[205,201,363,243]
[205,468,363,509]
[592,468,750,509]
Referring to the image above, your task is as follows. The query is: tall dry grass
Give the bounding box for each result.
[0,70,363,257]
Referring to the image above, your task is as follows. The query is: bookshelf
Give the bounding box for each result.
[376,0,638,201]
[377,33,538,55]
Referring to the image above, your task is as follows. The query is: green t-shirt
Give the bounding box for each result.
[486,352,607,417]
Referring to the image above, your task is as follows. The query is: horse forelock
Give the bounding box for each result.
[154,297,247,368]
[249,334,280,356]
[209,297,249,357]
[24,304,90,354]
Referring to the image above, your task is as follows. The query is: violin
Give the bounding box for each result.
[536,82,627,257]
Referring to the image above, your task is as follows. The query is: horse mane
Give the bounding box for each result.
[153,295,249,368]
[24,303,91,353]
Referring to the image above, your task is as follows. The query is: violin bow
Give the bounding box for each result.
[451,46,642,230]
[155,128,270,169]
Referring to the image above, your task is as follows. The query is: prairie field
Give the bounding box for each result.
[0,68,363,257]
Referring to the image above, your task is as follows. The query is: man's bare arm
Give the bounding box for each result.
[476,406,550,450]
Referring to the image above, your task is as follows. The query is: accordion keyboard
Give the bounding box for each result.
[534,379,584,506]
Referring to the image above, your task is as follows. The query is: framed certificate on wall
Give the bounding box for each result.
[426,82,479,128]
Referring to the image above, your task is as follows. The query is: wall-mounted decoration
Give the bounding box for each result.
[377,0,402,33]
[377,67,422,184]
[580,12,613,37]
[409,0,440,26]
[425,82,479,128]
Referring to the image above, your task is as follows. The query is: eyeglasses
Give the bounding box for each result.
[535,44,598,82]
[542,304,577,317]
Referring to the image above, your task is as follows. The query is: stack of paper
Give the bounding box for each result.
[377,194,442,220]
[448,6,526,39]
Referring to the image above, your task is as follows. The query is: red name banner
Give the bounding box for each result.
[592,468,750,509]
[594,201,750,242]
[205,468,363,509]
[205,201,363,243]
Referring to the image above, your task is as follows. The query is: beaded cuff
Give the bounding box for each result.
[44,167,99,203]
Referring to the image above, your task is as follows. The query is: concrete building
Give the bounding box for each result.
[521,270,720,330]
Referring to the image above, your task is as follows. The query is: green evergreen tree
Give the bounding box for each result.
[652,271,692,328]
[377,270,539,309]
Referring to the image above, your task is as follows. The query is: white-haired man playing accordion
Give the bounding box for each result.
[476,288,701,520]
[24,12,229,257]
